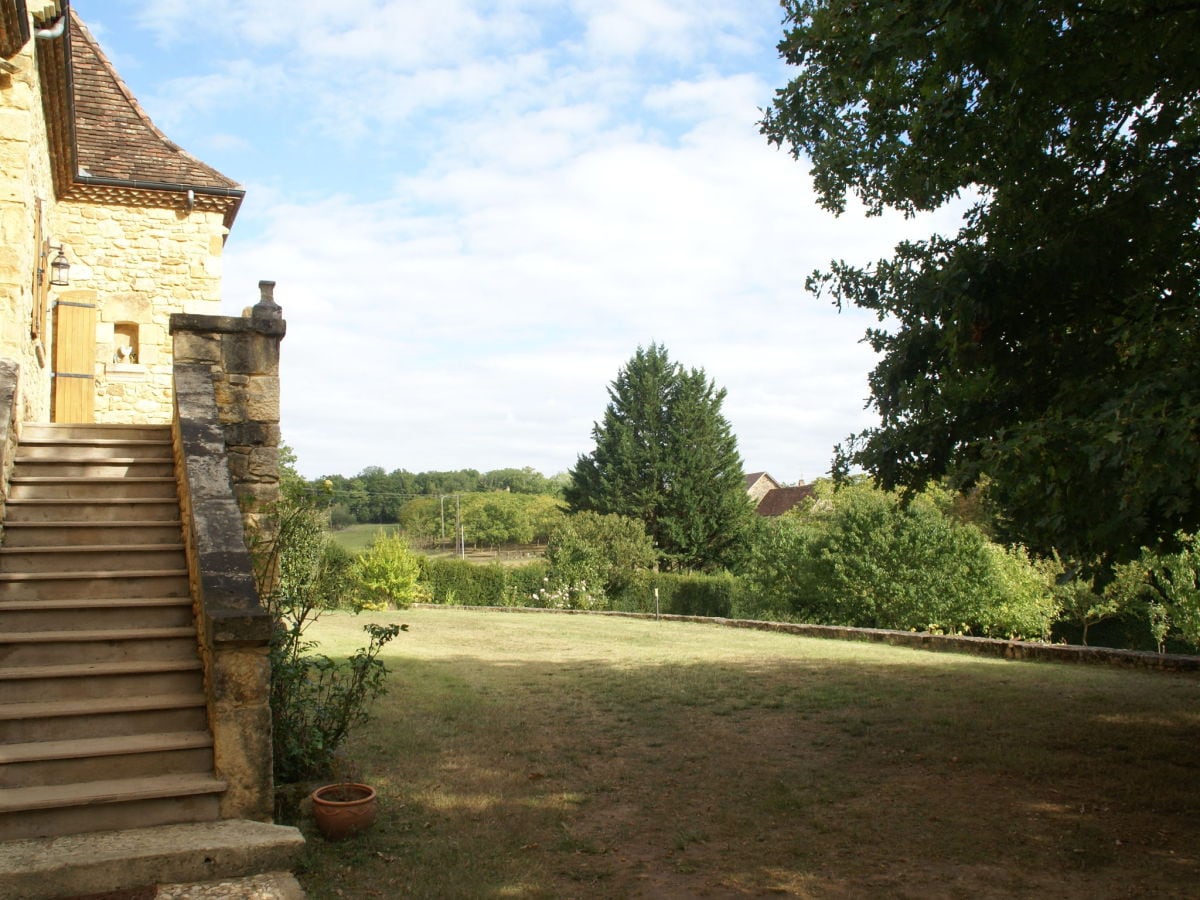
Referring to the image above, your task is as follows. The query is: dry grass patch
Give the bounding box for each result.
[288,608,1200,899]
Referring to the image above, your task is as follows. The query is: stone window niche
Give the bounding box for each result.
[107,322,146,378]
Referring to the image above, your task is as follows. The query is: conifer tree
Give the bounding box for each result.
[566,344,752,570]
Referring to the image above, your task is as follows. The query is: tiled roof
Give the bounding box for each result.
[68,12,239,192]
[755,484,816,517]
[745,471,767,489]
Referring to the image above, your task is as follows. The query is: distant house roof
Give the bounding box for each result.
[34,5,244,226]
[755,484,816,517]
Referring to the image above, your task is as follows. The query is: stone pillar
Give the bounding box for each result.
[169,282,286,822]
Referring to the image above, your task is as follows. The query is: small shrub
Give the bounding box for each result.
[251,499,404,784]
[973,544,1061,641]
[1106,533,1200,652]
[500,561,550,606]
[531,577,607,610]
[354,531,426,609]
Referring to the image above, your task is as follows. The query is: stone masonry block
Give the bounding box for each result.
[223,422,281,447]
[190,498,248,550]
[211,646,271,706]
[184,452,237,502]
[225,448,250,482]
[245,376,281,423]
[248,446,279,479]
[212,699,273,821]
[174,331,221,364]
[222,335,279,376]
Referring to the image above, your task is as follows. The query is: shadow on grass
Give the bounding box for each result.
[290,615,1200,899]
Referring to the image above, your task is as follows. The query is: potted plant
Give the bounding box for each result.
[310,781,378,841]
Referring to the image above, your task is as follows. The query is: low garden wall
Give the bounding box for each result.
[421,605,1200,673]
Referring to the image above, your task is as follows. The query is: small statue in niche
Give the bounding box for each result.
[113,345,136,364]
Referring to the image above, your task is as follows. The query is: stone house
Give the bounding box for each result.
[746,471,816,517]
[1,0,241,425]
[0,4,299,895]
[745,471,780,506]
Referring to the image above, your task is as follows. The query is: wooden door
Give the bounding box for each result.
[52,294,97,423]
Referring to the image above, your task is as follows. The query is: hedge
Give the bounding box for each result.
[610,571,738,618]
[418,558,737,617]
[418,557,548,607]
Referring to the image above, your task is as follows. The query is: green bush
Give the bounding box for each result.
[353,531,425,608]
[545,512,658,598]
[738,481,1059,638]
[250,499,403,783]
[500,561,550,606]
[973,543,1060,641]
[1106,532,1200,652]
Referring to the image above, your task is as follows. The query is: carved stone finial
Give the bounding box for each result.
[252,280,281,320]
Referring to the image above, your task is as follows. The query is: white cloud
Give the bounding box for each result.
[222,99,948,480]
[79,0,965,481]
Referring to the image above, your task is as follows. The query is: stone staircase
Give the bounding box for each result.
[0,422,224,842]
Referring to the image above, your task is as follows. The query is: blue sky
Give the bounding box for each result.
[72,0,956,482]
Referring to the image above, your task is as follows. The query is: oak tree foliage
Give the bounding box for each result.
[761,0,1200,561]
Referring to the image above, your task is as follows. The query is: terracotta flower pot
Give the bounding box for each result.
[311,782,378,841]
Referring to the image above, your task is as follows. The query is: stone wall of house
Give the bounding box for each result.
[0,30,54,424]
[51,201,227,423]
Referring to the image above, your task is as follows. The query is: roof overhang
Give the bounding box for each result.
[35,2,244,230]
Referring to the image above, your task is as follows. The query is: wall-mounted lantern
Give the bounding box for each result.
[48,244,69,286]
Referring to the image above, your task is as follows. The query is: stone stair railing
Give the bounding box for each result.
[168,282,287,823]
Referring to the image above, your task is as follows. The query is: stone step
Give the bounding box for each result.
[0,692,207,743]
[0,732,214,789]
[0,659,203,704]
[0,545,186,573]
[0,819,305,900]
[0,597,193,632]
[0,521,184,547]
[0,571,189,602]
[11,459,175,478]
[0,774,225,841]
[2,498,181,523]
[15,441,172,461]
[19,424,170,443]
[0,628,198,667]
[6,477,178,501]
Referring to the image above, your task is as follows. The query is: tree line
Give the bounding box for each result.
[293,466,569,528]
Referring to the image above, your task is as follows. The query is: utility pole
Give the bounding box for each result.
[456,494,464,559]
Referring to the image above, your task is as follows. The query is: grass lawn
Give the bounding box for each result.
[328,524,404,554]
[288,608,1200,898]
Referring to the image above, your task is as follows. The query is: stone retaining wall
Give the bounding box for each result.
[429,605,1200,673]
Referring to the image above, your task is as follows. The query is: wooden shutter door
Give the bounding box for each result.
[52,294,97,423]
